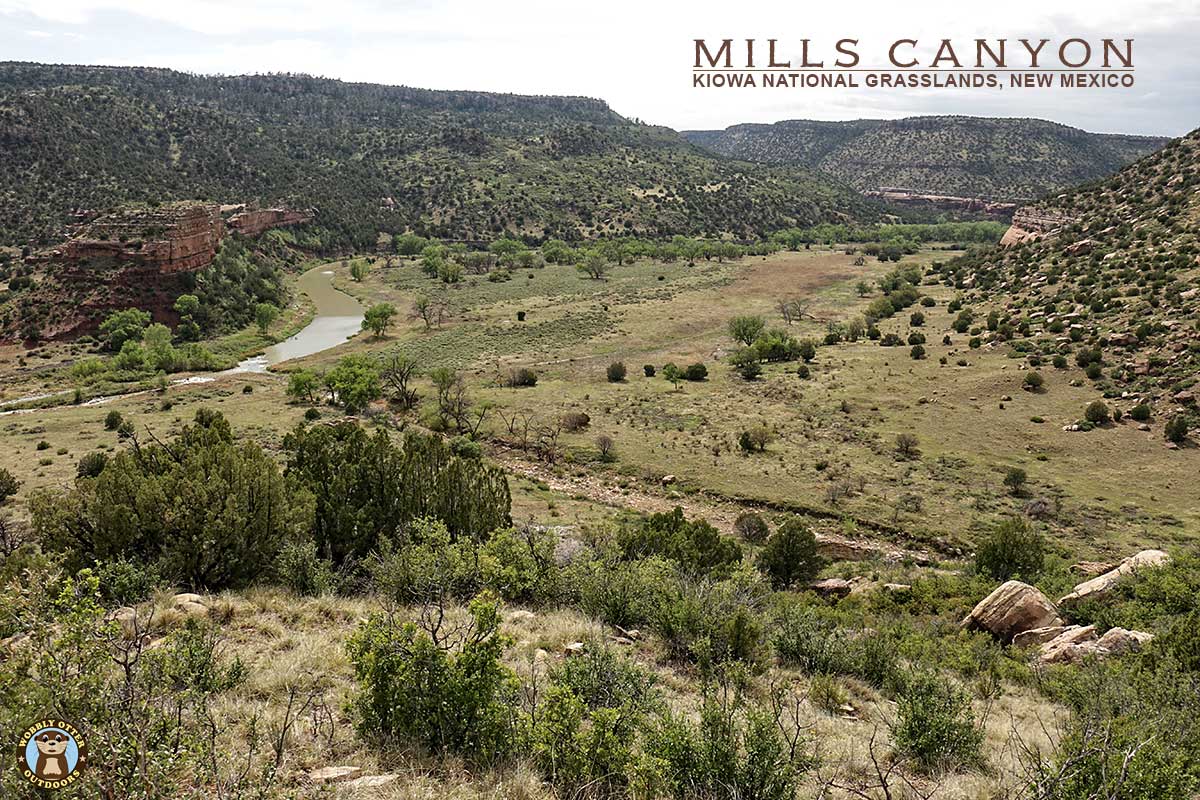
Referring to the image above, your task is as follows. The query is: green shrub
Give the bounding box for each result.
[573,556,676,628]
[643,364,656,377]
[533,684,634,796]
[284,423,510,564]
[733,512,770,544]
[619,507,742,575]
[1165,415,1190,443]
[1034,661,1200,800]
[910,344,926,360]
[640,678,812,800]
[808,673,849,713]
[346,593,519,763]
[31,409,298,590]
[94,558,162,606]
[652,571,767,666]
[75,451,109,479]
[974,517,1045,581]
[1129,403,1152,422]
[1024,371,1045,390]
[503,367,538,388]
[738,425,775,453]
[893,671,983,772]
[481,526,558,603]
[606,361,627,382]
[756,519,822,590]
[103,410,124,430]
[272,540,334,596]
[1085,400,1111,424]
[771,603,902,689]
[683,363,708,381]
[730,348,762,380]
[1003,466,1028,495]
[0,468,20,505]
[550,641,658,716]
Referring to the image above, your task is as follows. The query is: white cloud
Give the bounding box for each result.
[1,0,1196,135]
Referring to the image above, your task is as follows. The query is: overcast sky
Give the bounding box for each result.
[1,0,1197,136]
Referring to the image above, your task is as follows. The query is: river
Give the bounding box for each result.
[0,264,363,413]
[233,264,364,373]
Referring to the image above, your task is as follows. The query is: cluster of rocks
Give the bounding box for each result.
[961,550,1167,664]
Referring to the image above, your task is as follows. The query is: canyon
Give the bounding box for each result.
[6,202,311,341]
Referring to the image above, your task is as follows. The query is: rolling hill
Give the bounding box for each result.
[0,63,892,252]
[942,127,1200,417]
[685,116,1168,202]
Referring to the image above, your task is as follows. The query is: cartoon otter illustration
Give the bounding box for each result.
[33,729,70,780]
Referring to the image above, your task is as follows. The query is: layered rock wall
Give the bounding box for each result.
[1000,207,1079,246]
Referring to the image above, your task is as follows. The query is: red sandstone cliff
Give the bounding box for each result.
[8,201,312,342]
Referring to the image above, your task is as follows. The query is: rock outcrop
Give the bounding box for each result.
[865,189,1017,218]
[999,207,1079,246]
[227,207,314,237]
[961,580,1062,642]
[32,202,225,274]
[1038,625,1153,664]
[1058,550,1170,607]
[8,201,311,342]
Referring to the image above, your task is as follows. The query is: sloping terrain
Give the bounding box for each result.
[944,127,1200,416]
[0,63,889,251]
[685,116,1168,202]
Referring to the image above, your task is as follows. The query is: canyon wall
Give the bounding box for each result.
[8,201,311,342]
[865,189,1017,219]
[999,207,1080,246]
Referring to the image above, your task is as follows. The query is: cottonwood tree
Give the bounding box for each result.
[412,296,449,329]
[728,315,766,346]
[577,250,610,280]
[362,303,397,338]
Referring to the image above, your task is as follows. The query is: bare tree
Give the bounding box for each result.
[381,353,421,410]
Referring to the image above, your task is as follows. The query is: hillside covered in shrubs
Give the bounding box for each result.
[941,127,1200,437]
[0,63,894,252]
[685,116,1167,202]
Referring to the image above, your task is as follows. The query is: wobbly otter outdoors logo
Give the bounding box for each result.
[16,720,88,789]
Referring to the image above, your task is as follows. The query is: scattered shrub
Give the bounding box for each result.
[975,517,1045,581]
[606,362,627,383]
[347,594,519,763]
[1165,415,1189,443]
[1085,400,1111,425]
[739,425,775,453]
[756,519,822,589]
[562,411,591,432]
[75,451,109,480]
[893,671,983,772]
[733,512,770,544]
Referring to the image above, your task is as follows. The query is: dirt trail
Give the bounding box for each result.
[496,451,935,564]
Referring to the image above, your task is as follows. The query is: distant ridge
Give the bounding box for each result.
[684,116,1168,202]
[0,62,891,250]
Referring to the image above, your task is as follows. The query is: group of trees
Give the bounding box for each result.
[28,409,511,591]
[727,315,817,380]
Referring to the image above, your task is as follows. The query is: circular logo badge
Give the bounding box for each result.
[16,719,88,789]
